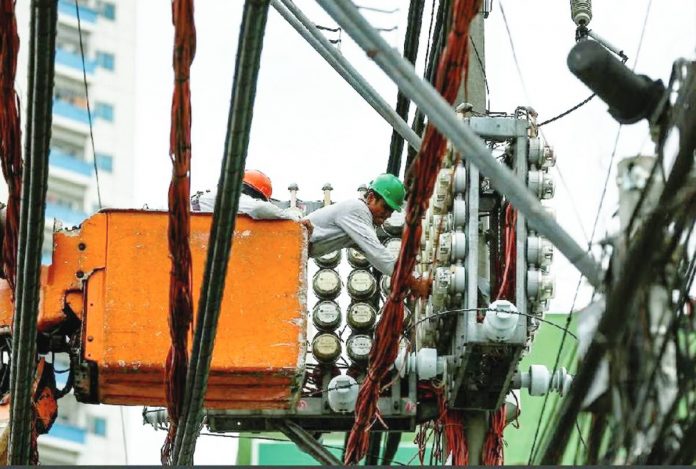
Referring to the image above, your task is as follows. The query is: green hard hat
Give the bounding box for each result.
[369,173,405,212]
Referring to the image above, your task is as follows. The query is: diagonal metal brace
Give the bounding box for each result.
[274,419,341,466]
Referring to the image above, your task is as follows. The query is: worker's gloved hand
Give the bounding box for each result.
[299,218,314,236]
[408,274,432,298]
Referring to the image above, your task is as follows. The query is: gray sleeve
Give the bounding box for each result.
[242,199,301,221]
[335,209,396,275]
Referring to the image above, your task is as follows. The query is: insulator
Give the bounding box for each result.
[528,170,555,199]
[527,269,555,302]
[432,265,466,308]
[527,235,554,270]
[312,268,342,300]
[483,300,519,342]
[314,249,342,268]
[346,269,377,300]
[346,334,373,364]
[453,164,467,194]
[528,137,556,169]
[570,0,592,27]
[327,375,358,413]
[432,168,454,214]
[346,302,377,332]
[347,247,370,268]
[452,196,466,228]
[311,333,342,364]
[312,300,342,331]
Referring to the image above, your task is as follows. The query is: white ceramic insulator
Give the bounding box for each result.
[451,231,467,260]
[528,137,556,169]
[453,164,467,194]
[453,196,467,228]
[527,235,554,269]
[483,300,519,342]
[527,270,555,301]
[528,170,555,200]
[449,265,466,294]
[327,375,358,413]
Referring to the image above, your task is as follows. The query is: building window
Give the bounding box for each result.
[94,102,114,122]
[88,416,107,437]
[100,1,115,20]
[95,153,113,172]
[96,51,115,71]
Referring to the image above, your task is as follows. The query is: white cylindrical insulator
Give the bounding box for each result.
[437,232,452,264]
[347,247,370,268]
[525,364,551,396]
[327,375,359,413]
[380,275,391,295]
[394,348,445,380]
[312,300,342,331]
[314,250,342,268]
[449,265,466,294]
[346,302,377,331]
[528,137,556,169]
[451,231,467,261]
[311,333,342,364]
[312,268,342,300]
[483,300,519,342]
[347,269,377,300]
[527,235,554,270]
[453,164,467,194]
[346,334,373,364]
[433,168,453,214]
[551,367,573,396]
[527,270,555,302]
[384,238,401,259]
[528,170,555,199]
[570,0,592,26]
[453,196,467,228]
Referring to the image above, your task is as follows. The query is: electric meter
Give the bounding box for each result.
[346,334,373,364]
[527,236,554,270]
[432,265,466,309]
[383,211,405,236]
[346,269,377,300]
[312,333,342,364]
[346,302,377,331]
[384,238,401,258]
[528,137,556,169]
[436,232,452,264]
[528,170,555,199]
[312,300,342,331]
[347,247,370,268]
[527,269,555,302]
[380,275,391,295]
[453,164,467,194]
[314,249,342,268]
[312,269,342,299]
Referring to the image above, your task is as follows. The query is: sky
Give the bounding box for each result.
[11,0,689,463]
[120,0,696,463]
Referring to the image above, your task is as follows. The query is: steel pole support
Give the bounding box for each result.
[275,420,341,466]
[315,0,602,288]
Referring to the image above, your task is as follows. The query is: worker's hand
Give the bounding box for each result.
[299,218,314,236]
[408,274,432,298]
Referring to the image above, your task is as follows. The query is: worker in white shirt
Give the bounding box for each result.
[305,173,430,297]
[192,169,313,234]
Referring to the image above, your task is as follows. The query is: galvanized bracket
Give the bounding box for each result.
[274,419,341,465]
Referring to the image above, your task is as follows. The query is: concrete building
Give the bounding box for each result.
[11,0,136,463]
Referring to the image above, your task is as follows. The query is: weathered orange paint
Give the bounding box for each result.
[0,210,308,410]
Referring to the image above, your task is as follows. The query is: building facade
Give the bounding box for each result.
[11,0,137,463]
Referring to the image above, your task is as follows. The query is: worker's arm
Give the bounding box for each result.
[335,209,396,275]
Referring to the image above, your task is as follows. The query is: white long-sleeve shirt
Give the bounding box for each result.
[305,198,396,275]
[192,191,300,221]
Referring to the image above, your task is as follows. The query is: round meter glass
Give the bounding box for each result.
[311,333,341,364]
[312,301,342,331]
[383,238,401,258]
[347,248,369,268]
[347,334,373,363]
[312,269,341,299]
[314,249,342,268]
[346,302,377,331]
[346,269,376,300]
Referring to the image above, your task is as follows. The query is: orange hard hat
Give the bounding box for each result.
[243,169,273,200]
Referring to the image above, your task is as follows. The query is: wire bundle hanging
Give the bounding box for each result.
[344,0,482,463]
[162,0,196,463]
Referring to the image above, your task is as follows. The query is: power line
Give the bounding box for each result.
[75,0,103,209]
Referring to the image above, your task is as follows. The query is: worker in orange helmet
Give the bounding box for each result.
[192,169,313,234]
